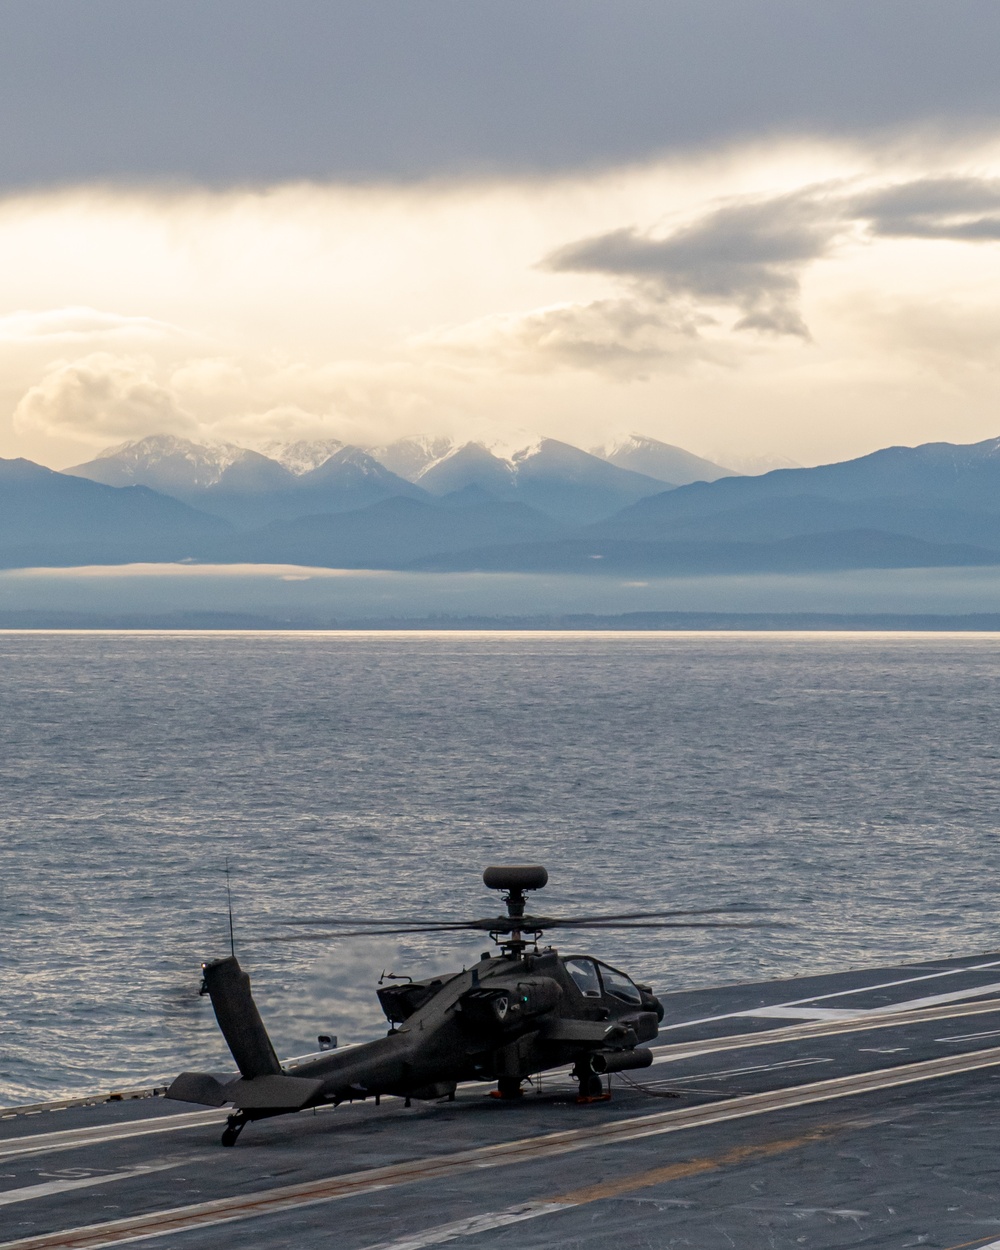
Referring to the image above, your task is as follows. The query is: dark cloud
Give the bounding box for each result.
[547,175,1000,340]
[1,1,1000,187]
[851,177,1000,240]
[545,193,839,338]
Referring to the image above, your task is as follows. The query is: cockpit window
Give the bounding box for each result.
[598,964,643,1005]
[563,957,602,998]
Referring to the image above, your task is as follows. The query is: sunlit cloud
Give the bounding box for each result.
[4,144,1000,468]
[417,298,730,379]
[0,307,182,346]
[13,353,197,442]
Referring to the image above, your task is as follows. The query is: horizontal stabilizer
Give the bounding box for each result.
[226,1074,325,1111]
[166,1072,230,1107]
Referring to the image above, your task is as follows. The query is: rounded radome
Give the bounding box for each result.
[482,865,548,892]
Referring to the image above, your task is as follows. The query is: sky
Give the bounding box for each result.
[4,2,1000,472]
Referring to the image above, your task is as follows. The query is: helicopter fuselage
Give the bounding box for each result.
[284,948,661,1103]
[168,947,662,1129]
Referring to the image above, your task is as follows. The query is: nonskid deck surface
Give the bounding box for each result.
[5,953,1000,1250]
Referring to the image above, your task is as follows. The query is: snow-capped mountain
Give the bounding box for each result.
[417,442,517,496]
[65,434,423,526]
[417,438,669,522]
[255,438,344,475]
[18,432,1000,573]
[595,435,734,486]
[295,445,426,503]
[65,434,291,493]
[368,436,454,481]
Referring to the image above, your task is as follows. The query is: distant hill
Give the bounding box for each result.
[0,456,228,566]
[211,494,566,567]
[594,435,734,485]
[590,437,1000,550]
[409,529,1000,575]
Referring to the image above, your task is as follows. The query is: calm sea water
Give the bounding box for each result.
[2,631,1000,1105]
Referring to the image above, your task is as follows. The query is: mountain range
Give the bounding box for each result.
[1,432,999,574]
[65,433,719,526]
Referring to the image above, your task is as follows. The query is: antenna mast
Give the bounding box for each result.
[225,858,235,957]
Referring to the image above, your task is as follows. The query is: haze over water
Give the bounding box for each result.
[2,631,1000,1105]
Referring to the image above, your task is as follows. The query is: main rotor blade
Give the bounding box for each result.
[534,908,768,926]
[258,923,494,942]
[259,917,784,944]
[540,919,786,929]
[273,917,476,928]
[275,906,765,929]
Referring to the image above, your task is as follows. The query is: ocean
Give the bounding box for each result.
[2,630,999,1104]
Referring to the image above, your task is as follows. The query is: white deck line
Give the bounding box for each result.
[739,979,1000,1021]
[660,958,1000,1031]
[0,1111,226,1163]
[358,1202,573,1250]
[0,1164,179,1208]
[739,1007,868,1021]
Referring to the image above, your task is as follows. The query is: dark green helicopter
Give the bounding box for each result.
[167,866,767,1146]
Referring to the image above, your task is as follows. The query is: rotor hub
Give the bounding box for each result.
[483,865,548,955]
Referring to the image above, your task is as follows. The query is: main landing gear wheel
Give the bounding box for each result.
[491,1076,523,1100]
[573,1059,610,1103]
[221,1113,248,1147]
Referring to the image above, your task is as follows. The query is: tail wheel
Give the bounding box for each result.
[221,1114,247,1147]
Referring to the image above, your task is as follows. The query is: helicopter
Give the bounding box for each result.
[167,865,770,1146]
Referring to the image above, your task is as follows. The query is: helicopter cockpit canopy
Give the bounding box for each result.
[562,957,643,1005]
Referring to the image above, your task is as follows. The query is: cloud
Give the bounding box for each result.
[13,353,197,443]
[0,307,182,346]
[208,404,348,446]
[419,297,727,379]
[8,157,1000,468]
[852,176,1000,240]
[545,174,1000,342]
[1,4,1000,186]
[545,191,845,339]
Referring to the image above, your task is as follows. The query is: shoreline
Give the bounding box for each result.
[4,609,1000,632]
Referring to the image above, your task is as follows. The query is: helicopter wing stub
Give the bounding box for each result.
[539,1018,617,1044]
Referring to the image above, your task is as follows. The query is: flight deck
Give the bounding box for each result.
[5,950,1000,1250]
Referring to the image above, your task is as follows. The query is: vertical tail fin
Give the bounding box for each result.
[202,956,282,1079]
